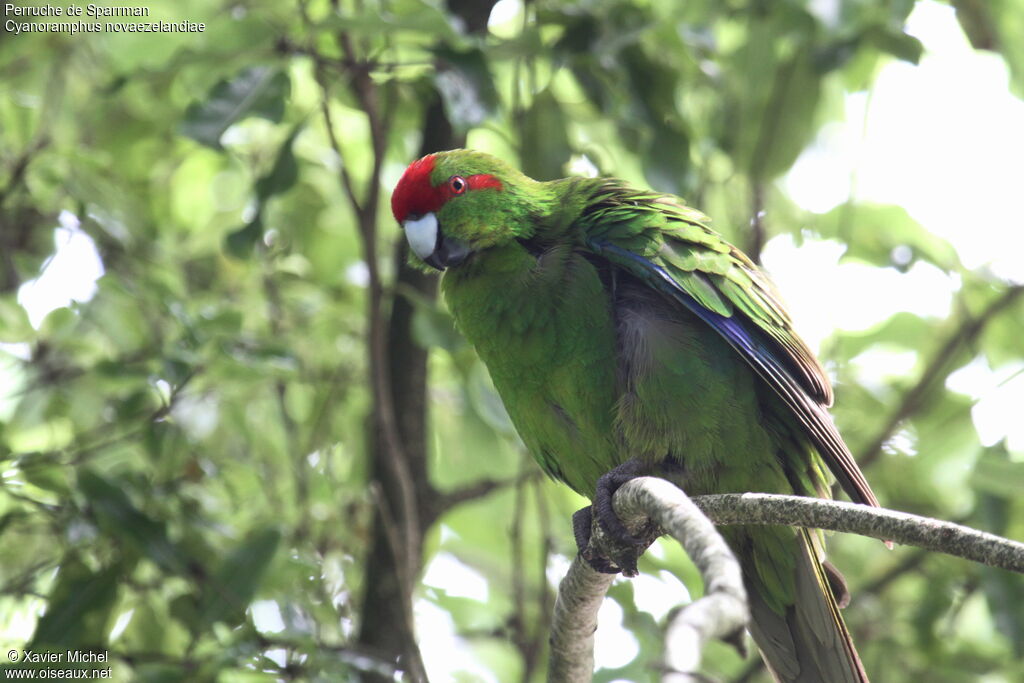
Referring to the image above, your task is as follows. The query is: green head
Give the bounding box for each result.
[390,149,542,270]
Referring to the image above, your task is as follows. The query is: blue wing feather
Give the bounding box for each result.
[590,240,878,508]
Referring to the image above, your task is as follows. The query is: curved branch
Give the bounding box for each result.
[694,492,1024,574]
[619,479,749,682]
[548,555,616,683]
[549,477,749,683]
[549,479,1024,682]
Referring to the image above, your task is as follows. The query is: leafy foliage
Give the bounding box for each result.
[1,0,1022,681]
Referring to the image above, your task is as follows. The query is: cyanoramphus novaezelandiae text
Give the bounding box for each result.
[391,149,878,682]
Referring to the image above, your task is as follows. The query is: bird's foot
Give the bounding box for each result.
[572,507,622,574]
[572,459,662,577]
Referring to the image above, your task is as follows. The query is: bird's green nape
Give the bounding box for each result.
[391,149,877,682]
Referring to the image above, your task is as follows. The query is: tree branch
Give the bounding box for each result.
[694,492,1024,574]
[548,556,615,683]
[310,5,422,605]
[306,10,425,676]
[550,479,1024,682]
[549,477,749,682]
[0,136,49,208]
[429,471,539,522]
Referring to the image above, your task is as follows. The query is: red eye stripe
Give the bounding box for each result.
[391,154,503,223]
[465,174,502,192]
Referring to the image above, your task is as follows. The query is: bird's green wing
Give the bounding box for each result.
[579,181,878,507]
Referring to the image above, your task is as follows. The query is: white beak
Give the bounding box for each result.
[404,212,438,261]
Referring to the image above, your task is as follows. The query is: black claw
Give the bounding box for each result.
[593,459,649,547]
[572,507,593,554]
[573,506,624,574]
[570,459,666,577]
[586,551,626,575]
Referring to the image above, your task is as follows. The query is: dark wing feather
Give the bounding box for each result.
[748,529,869,682]
[579,182,878,508]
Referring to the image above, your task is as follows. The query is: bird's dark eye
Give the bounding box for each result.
[449,176,467,195]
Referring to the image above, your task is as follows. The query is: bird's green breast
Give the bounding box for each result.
[442,242,622,497]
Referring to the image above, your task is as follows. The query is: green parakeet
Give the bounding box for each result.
[391,149,878,682]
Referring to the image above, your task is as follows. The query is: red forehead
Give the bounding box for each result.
[391,154,503,223]
[391,155,440,223]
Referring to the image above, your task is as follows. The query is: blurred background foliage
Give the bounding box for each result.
[1,0,1023,681]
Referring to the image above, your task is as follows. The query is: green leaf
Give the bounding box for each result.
[953,0,1024,100]
[255,123,303,201]
[833,312,935,361]
[118,598,187,655]
[0,510,27,539]
[18,452,69,495]
[0,296,34,342]
[863,25,924,64]
[521,89,571,181]
[747,48,822,180]
[78,470,189,575]
[952,0,999,51]
[973,445,1024,655]
[197,528,281,627]
[429,589,502,633]
[981,557,1024,658]
[975,460,1024,655]
[642,127,693,197]
[30,557,121,649]
[224,123,302,259]
[169,594,200,633]
[225,215,264,259]
[37,306,77,339]
[181,66,290,149]
[812,203,960,271]
[971,443,1024,499]
[978,294,1024,366]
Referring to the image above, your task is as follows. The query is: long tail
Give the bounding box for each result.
[745,529,869,683]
